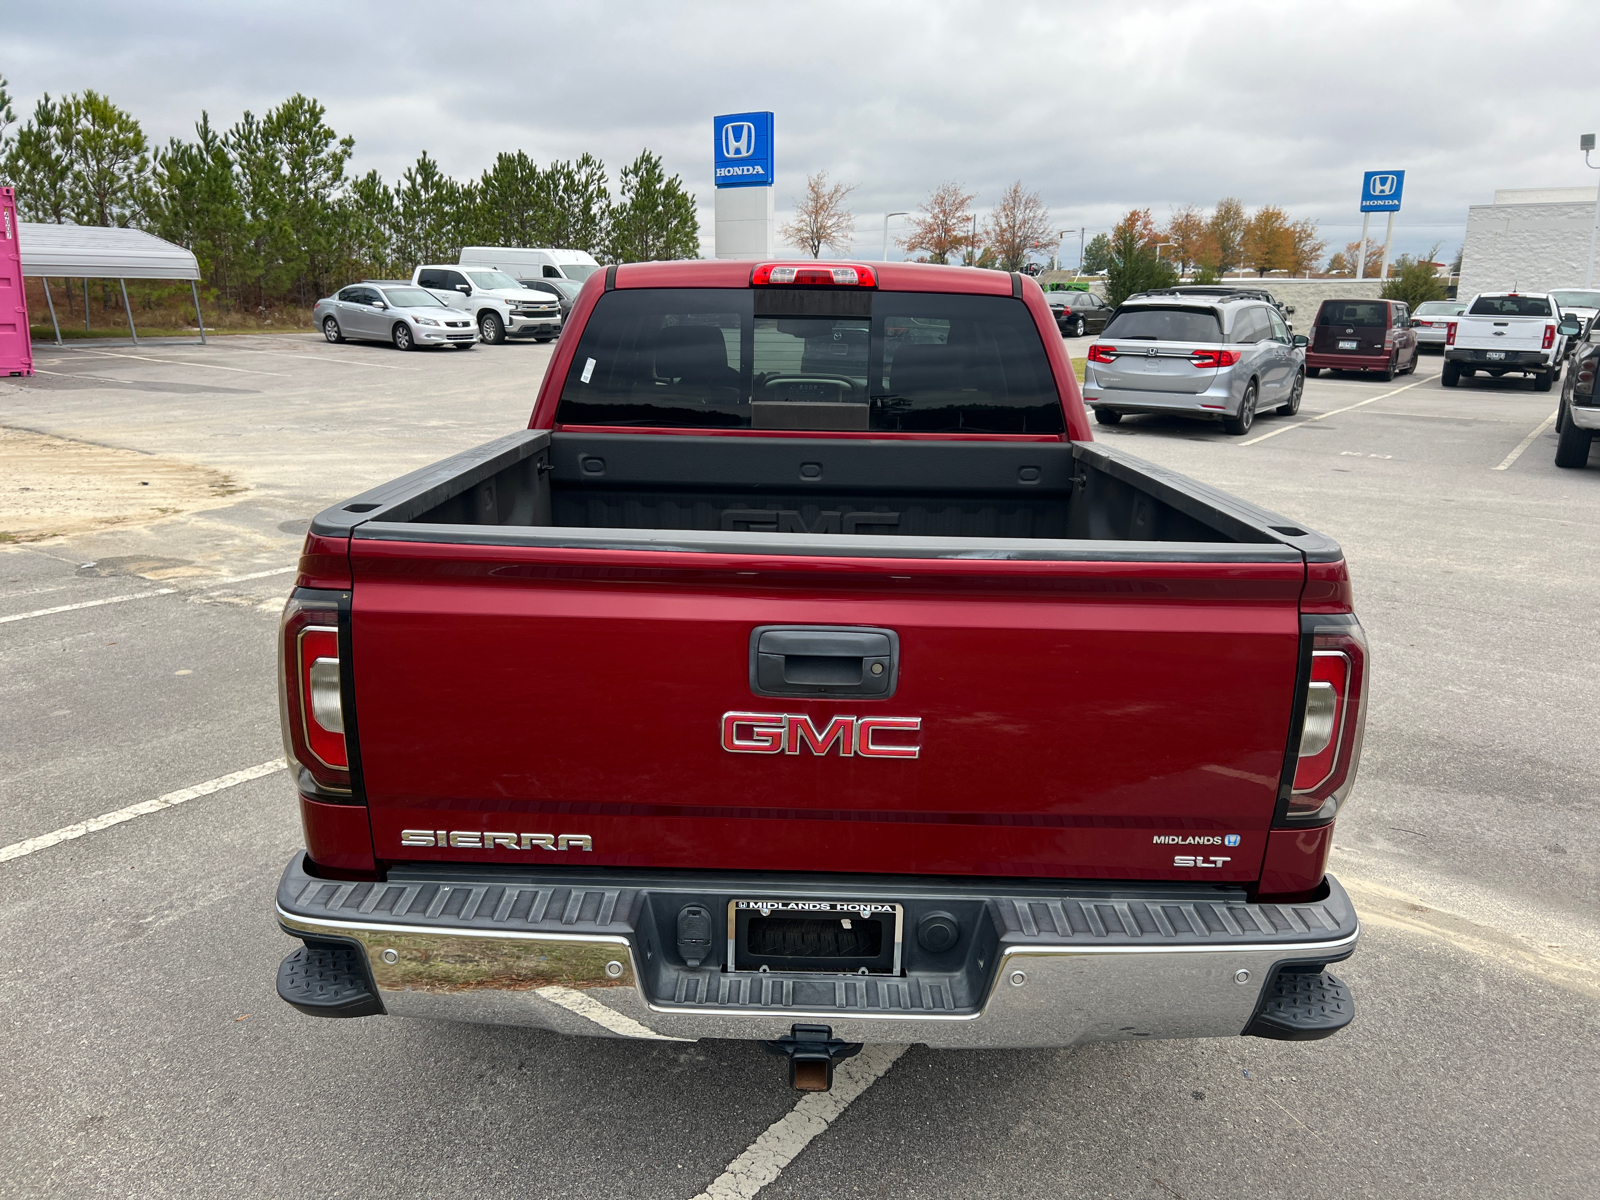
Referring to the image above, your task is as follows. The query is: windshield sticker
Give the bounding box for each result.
[581,357,596,383]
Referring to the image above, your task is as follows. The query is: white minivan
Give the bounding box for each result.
[458,246,602,285]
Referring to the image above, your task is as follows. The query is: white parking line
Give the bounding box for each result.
[73,348,290,378]
[0,759,285,864]
[208,565,297,585]
[1240,374,1435,445]
[1492,411,1558,471]
[534,985,691,1041]
[691,1044,908,1200]
[0,566,294,624]
[0,588,177,624]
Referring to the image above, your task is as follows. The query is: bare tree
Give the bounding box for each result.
[900,181,976,265]
[984,180,1052,272]
[778,170,856,258]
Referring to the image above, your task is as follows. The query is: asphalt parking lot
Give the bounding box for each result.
[2,335,1597,1200]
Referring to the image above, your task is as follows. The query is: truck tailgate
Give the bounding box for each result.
[1453,315,1547,351]
[347,538,1304,884]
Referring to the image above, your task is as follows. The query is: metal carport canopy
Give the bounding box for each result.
[16,222,205,347]
[17,223,200,280]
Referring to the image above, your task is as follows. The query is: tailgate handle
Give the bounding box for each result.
[750,626,898,699]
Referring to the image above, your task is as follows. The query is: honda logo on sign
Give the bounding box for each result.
[722,122,755,159]
[1360,169,1405,212]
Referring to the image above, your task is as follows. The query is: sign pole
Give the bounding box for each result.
[1379,212,1396,281]
[1357,214,1370,280]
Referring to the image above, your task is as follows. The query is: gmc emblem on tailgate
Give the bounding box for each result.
[721,712,922,758]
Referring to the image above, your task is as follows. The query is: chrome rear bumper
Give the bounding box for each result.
[276,855,1358,1049]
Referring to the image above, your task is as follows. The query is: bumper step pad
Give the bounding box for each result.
[1245,969,1353,1041]
[276,942,384,1019]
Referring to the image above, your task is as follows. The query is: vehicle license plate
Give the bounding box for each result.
[729,898,903,975]
[1338,340,1358,350]
[1486,351,1505,360]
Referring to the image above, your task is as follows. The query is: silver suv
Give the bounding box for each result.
[1081,296,1307,435]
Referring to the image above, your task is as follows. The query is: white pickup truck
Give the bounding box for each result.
[412,264,563,345]
[1443,292,1580,390]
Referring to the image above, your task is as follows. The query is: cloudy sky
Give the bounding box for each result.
[7,1,1598,263]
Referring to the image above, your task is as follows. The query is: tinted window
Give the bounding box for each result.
[1318,301,1387,327]
[556,288,1063,434]
[1467,295,1553,316]
[543,265,562,278]
[441,271,469,290]
[337,286,363,302]
[1230,309,1267,343]
[1102,306,1221,342]
[417,269,446,289]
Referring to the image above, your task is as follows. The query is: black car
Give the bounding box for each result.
[1046,289,1113,337]
[1555,330,1598,468]
[518,277,582,323]
[1136,285,1295,332]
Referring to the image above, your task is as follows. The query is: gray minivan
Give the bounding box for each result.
[1080,296,1308,435]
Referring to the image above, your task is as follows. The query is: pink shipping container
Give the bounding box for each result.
[0,187,32,376]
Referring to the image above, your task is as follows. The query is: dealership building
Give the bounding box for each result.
[1457,187,1600,296]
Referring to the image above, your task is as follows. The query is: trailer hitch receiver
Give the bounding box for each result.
[763,1024,863,1091]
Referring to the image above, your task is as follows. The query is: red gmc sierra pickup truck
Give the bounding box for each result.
[274,259,1365,1090]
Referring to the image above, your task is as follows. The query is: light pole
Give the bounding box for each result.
[1056,229,1081,277]
[1583,134,1599,288]
[881,212,908,262]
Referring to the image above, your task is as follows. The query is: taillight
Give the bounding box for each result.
[1087,344,1118,364]
[752,262,878,287]
[1189,349,1242,369]
[279,589,352,797]
[1542,324,1556,349]
[1446,322,1457,346]
[1279,616,1368,826]
[1578,359,1596,393]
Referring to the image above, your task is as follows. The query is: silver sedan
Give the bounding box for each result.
[313,284,479,351]
[1409,299,1466,350]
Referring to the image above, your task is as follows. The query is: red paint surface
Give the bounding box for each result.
[1257,824,1334,900]
[0,189,32,378]
[349,538,1303,881]
[296,533,351,590]
[300,795,376,875]
[1301,558,1354,613]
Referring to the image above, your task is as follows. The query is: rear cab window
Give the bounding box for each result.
[1317,302,1387,326]
[1101,306,1222,343]
[1467,295,1553,317]
[556,288,1064,434]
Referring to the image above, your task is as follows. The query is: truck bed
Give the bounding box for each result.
[315,428,1335,561]
[302,430,1335,886]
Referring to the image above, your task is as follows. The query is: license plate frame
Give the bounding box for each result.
[728,898,904,975]
[1486,351,1506,360]
[1338,339,1359,350]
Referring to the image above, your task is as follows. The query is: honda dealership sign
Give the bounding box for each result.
[713,111,775,259]
[714,112,774,188]
[1360,170,1405,212]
